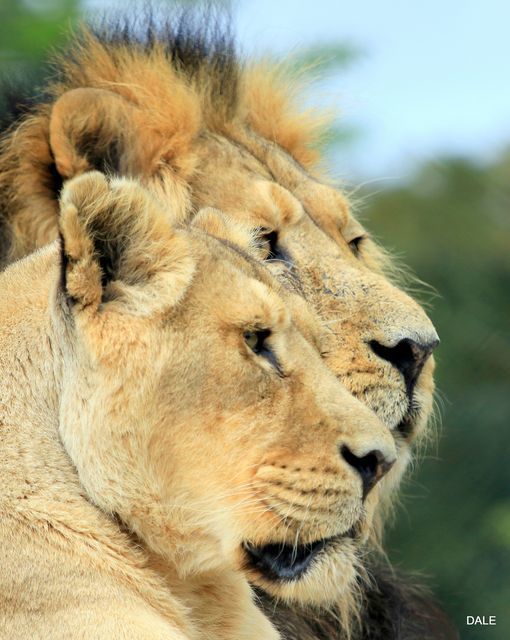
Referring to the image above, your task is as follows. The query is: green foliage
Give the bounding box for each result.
[0,0,79,75]
[362,151,510,640]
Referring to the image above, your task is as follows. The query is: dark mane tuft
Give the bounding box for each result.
[86,4,239,117]
[256,562,458,640]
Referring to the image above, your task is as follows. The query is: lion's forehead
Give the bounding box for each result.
[192,135,351,237]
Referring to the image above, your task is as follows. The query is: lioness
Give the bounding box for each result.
[0,172,397,639]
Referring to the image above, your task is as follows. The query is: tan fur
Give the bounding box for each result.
[240,63,330,168]
[0,20,439,631]
[1,172,401,638]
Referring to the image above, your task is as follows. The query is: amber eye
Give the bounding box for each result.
[348,235,365,256]
[244,329,271,354]
[244,328,284,376]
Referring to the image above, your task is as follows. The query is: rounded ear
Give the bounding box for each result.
[59,172,195,315]
[49,88,137,179]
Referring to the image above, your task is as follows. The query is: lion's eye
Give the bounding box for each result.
[348,235,366,256]
[244,329,271,354]
[259,230,287,262]
[244,328,284,376]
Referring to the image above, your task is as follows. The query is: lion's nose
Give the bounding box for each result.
[340,445,395,498]
[369,336,439,393]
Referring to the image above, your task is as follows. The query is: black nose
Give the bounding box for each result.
[369,337,439,394]
[341,445,394,498]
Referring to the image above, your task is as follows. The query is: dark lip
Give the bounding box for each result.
[396,414,413,438]
[243,526,356,582]
[396,398,421,438]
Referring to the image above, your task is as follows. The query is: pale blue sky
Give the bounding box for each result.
[234,0,510,181]
[86,0,510,181]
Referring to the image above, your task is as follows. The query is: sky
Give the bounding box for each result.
[85,0,510,182]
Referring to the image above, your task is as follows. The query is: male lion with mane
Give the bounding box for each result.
[0,9,457,640]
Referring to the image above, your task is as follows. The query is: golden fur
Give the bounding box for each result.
[0,16,440,635]
[1,172,400,638]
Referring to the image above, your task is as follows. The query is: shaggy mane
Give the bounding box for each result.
[0,6,325,153]
[0,7,237,130]
[91,8,239,117]
[0,6,326,265]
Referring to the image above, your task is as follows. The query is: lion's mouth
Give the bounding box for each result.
[396,397,422,438]
[243,528,356,581]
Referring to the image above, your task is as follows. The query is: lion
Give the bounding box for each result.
[0,11,454,639]
[0,171,403,639]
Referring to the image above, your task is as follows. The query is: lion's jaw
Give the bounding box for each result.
[149,396,391,609]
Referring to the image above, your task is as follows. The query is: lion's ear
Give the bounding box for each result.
[49,88,136,179]
[58,172,195,315]
[49,85,199,184]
